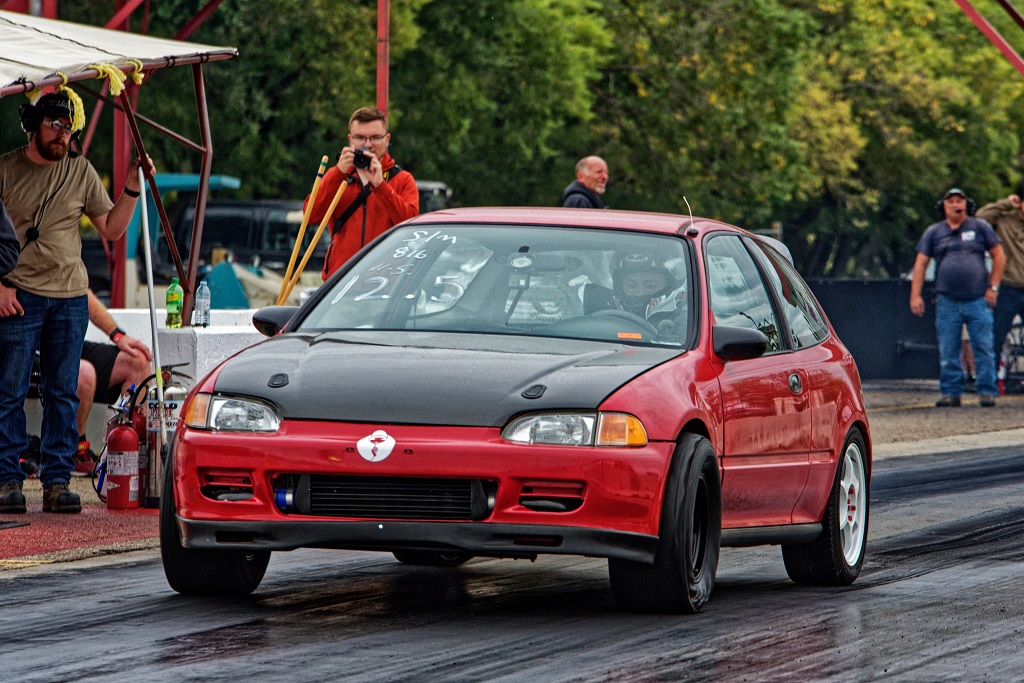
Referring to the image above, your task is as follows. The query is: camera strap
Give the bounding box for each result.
[331,165,404,237]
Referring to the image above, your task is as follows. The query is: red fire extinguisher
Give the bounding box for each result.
[106,422,140,510]
[132,404,148,501]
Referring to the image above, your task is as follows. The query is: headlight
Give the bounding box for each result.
[502,412,647,447]
[184,393,281,432]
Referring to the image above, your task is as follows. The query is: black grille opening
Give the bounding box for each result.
[305,475,494,520]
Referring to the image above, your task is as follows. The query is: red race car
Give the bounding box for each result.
[161,207,870,613]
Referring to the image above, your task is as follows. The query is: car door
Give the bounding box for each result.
[705,233,810,528]
[746,237,843,524]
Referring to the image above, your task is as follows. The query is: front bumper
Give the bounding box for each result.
[179,517,659,562]
[172,419,675,560]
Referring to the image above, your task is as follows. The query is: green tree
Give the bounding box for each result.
[58,0,426,198]
[392,0,612,206]
[780,0,1024,276]
[596,0,1024,276]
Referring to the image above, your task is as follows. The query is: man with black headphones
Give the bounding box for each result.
[910,188,1005,408]
[0,91,150,514]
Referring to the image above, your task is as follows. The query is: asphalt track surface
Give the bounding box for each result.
[2,442,1024,682]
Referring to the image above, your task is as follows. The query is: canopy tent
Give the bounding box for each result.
[0,9,237,312]
[0,9,236,95]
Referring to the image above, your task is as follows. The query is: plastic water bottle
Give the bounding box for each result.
[165,277,183,329]
[193,279,211,327]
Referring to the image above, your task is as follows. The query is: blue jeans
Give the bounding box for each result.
[935,294,997,398]
[992,284,1024,361]
[0,291,87,487]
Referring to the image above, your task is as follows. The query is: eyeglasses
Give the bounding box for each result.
[42,119,74,135]
[350,134,387,144]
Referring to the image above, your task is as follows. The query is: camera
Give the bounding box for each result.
[353,147,372,170]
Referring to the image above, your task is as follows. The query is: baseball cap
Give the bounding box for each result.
[943,188,967,200]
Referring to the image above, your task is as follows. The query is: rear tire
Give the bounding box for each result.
[609,433,721,613]
[160,453,270,596]
[392,550,472,567]
[783,428,868,585]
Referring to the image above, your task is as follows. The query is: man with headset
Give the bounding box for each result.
[0,92,151,514]
[910,188,1005,408]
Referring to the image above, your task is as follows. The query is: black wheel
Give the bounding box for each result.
[160,453,271,596]
[392,550,472,567]
[609,433,721,613]
[783,428,868,585]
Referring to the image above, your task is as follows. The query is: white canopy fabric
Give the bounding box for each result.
[0,9,237,97]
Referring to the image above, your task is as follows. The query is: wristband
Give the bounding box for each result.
[122,186,140,198]
[109,327,127,342]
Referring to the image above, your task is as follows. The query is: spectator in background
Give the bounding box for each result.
[561,156,608,209]
[305,107,419,280]
[0,91,150,514]
[910,188,1005,408]
[976,192,1024,365]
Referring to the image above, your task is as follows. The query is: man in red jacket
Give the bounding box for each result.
[305,107,419,279]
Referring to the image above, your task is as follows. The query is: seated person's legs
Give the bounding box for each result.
[108,343,152,397]
[72,358,99,475]
[76,359,97,438]
[73,341,149,475]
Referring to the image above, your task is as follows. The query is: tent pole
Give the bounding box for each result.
[136,166,170,468]
[117,89,189,292]
[184,63,214,325]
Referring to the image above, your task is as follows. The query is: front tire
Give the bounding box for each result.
[783,428,868,585]
[609,433,722,613]
[160,452,271,596]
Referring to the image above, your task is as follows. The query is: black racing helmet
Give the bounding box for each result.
[612,252,677,316]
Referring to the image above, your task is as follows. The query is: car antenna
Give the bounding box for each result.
[682,196,699,237]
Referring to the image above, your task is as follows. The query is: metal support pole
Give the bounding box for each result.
[954,0,1024,77]
[376,0,390,114]
[117,89,190,291]
[185,63,215,325]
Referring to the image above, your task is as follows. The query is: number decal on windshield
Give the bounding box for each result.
[429,275,465,303]
[353,276,390,301]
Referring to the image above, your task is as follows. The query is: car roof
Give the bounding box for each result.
[400,206,734,236]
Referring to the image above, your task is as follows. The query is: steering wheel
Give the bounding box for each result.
[592,309,659,337]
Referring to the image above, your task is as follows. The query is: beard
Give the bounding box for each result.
[34,133,69,161]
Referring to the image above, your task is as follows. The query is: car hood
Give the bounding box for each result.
[212,331,681,426]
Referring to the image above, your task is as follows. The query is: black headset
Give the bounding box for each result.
[17,102,81,142]
[935,194,976,218]
[17,103,43,134]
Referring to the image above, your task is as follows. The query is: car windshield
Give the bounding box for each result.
[298,224,693,347]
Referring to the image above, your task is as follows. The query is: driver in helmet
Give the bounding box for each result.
[612,253,677,319]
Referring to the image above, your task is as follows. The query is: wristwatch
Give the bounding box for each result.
[990,284,1000,293]
[109,326,127,342]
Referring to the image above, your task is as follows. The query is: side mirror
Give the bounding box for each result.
[252,306,299,337]
[712,325,769,361]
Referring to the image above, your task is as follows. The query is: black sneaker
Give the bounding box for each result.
[42,483,81,513]
[0,481,26,514]
[935,396,961,407]
[980,395,997,407]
